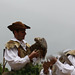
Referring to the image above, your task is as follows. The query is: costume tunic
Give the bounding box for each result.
[4,38,30,70]
[40,55,75,75]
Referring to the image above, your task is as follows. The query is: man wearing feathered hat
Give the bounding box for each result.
[40,49,75,75]
[2,21,40,75]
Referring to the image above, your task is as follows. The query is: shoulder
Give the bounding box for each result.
[5,40,20,50]
[23,40,31,47]
[26,43,31,48]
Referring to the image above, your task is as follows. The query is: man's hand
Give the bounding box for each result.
[49,56,57,66]
[43,61,50,74]
[43,56,57,74]
[28,50,40,60]
[46,55,57,66]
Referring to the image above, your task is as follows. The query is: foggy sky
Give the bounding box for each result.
[0,0,75,68]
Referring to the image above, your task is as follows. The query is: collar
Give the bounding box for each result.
[11,38,27,43]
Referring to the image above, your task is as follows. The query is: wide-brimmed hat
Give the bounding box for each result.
[7,21,31,31]
[63,49,75,55]
[65,50,75,55]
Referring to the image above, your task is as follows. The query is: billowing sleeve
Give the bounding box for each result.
[4,48,30,70]
[68,55,75,67]
[55,59,74,74]
[40,68,52,75]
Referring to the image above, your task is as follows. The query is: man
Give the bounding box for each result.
[40,49,75,75]
[2,21,40,75]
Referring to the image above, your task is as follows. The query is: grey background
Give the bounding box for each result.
[0,0,75,69]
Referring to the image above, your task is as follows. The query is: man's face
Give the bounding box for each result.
[14,29,26,41]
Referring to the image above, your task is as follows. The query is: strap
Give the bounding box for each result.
[60,53,72,65]
[2,49,7,73]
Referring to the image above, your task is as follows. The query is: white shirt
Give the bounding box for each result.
[4,38,30,70]
[55,59,74,75]
[40,55,75,75]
